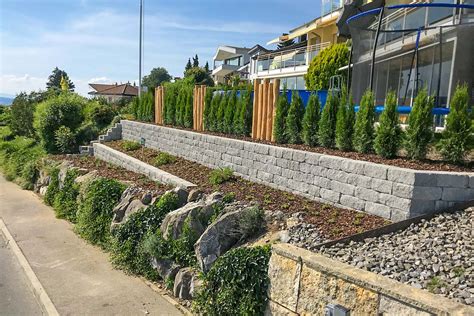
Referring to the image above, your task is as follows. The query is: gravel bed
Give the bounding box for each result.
[319,207,473,306]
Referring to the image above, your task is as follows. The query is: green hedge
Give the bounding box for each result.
[53,169,80,222]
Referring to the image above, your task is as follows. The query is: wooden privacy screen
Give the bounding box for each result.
[155,86,165,125]
[193,85,206,131]
[252,79,280,141]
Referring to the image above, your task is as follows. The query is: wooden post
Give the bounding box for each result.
[267,83,274,141]
[252,80,260,138]
[198,86,203,131]
[271,79,280,142]
[257,81,264,139]
[260,79,267,140]
[201,86,206,131]
[193,86,197,130]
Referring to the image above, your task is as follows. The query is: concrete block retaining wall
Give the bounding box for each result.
[121,120,474,221]
[267,243,473,315]
[92,143,195,189]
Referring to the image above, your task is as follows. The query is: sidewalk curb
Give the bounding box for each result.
[0,217,59,316]
[142,278,193,316]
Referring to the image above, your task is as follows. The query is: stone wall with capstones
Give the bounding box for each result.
[120,120,474,221]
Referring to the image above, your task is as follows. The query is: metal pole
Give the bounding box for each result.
[369,8,385,91]
[414,28,422,96]
[138,0,143,98]
[436,26,443,107]
[347,45,353,92]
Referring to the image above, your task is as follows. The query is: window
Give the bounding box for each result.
[279,76,306,90]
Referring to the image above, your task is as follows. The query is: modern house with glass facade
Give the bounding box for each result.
[211,46,251,85]
[248,0,346,90]
[342,0,474,125]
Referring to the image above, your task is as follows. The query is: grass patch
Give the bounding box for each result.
[122,140,141,151]
[153,152,176,167]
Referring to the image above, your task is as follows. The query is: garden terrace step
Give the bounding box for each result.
[92,143,196,189]
[119,120,474,221]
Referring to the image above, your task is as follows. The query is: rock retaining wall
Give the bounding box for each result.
[92,143,196,189]
[266,243,473,315]
[121,120,474,221]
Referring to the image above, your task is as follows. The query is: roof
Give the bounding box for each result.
[248,44,270,56]
[213,45,250,61]
[88,83,138,96]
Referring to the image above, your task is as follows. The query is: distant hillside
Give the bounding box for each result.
[0,97,13,106]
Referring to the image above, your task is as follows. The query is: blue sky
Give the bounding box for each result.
[0,0,321,96]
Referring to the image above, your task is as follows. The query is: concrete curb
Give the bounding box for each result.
[0,218,59,316]
[141,278,193,316]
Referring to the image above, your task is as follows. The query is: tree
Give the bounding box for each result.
[273,87,290,143]
[224,90,237,133]
[216,92,228,132]
[9,93,36,138]
[204,61,210,73]
[302,93,320,146]
[142,67,172,90]
[438,84,472,164]
[305,43,349,91]
[46,67,75,92]
[193,54,199,68]
[184,67,214,86]
[335,88,355,151]
[184,86,193,128]
[318,92,339,148]
[185,59,192,73]
[203,87,214,130]
[277,34,296,49]
[353,90,376,153]
[285,91,305,144]
[404,89,434,160]
[374,91,402,158]
[60,75,69,92]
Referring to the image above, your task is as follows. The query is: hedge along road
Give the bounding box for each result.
[0,174,183,316]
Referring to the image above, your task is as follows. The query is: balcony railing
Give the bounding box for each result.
[255,42,331,73]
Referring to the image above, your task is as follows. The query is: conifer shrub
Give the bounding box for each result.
[203,88,214,130]
[109,192,179,278]
[135,92,154,122]
[208,93,221,132]
[240,85,254,136]
[224,90,237,133]
[335,88,355,151]
[302,93,320,146]
[184,86,194,128]
[273,88,290,143]
[216,92,228,132]
[53,169,80,222]
[75,178,125,248]
[232,93,243,135]
[285,91,305,144]
[438,84,472,164]
[404,88,434,160]
[353,90,375,153]
[374,91,402,158]
[175,91,184,127]
[163,84,178,125]
[318,92,339,148]
[193,246,271,316]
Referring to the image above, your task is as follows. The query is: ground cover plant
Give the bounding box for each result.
[107,140,388,240]
[53,169,80,222]
[153,152,176,167]
[193,246,271,316]
[122,140,141,151]
[75,177,125,248]
[209,167,234,185]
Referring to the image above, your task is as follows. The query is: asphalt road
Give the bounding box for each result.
[0,232,42,316]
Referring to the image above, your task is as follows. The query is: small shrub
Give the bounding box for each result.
[75,178,125,247]
[153,152,176,167]
[110,192,179,278]
[239,207,264,240]
[335,88,355,151]
[318,92,339,148]
[374,91,402,158]
[193,246,271,316]
[302,93,320,146]
[53,169,79,222]
[216,92,228,132]
[285,91,305,144]
[224,90,237,134]
[207,93,221,132]
[34,93,86,153]
[273,88,290,143]
[404,89,434,160]
[209,167,233,185]
[234,85,253,136]
[353,90,376,153]
[84,101,116,129]
[122,140,141,151]
[135,92,154,122]
[203,88,214,130]
[44,168,60,206]
[9,93,36,138]
[55,126,76,154]
[222,192,236,204]
[75,122,100,146]
[305,43,349,90]
[438,84,472,164]
[184,86,194,128]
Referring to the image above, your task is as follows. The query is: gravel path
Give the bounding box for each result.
[320,207,473,306]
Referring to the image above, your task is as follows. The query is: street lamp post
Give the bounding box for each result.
[138,0,143,98]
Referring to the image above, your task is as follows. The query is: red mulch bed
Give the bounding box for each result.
[107,140,390,240]
[137,121,472,172]
[51,155,170,194]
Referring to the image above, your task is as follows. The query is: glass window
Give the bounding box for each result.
[295,76,306,90]
[428,0,454,25]
[287,77,297,90]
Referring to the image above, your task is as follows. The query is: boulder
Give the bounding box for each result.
[39,186,48,196]
[74,170,98,185]
[190,272,203,299]
[187,189,204,203]
[111,186,144,226]
[173,268,195,300]
[58,161,74,189]
[151,258,181,281]
[167,186,189,208]
[160,192,223,240]
[194,206,254,272]
[141,192,153,205]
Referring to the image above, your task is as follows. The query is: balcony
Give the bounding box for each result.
[253,42,331,78]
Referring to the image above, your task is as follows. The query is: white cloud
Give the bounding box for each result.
[0,74,46,96]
